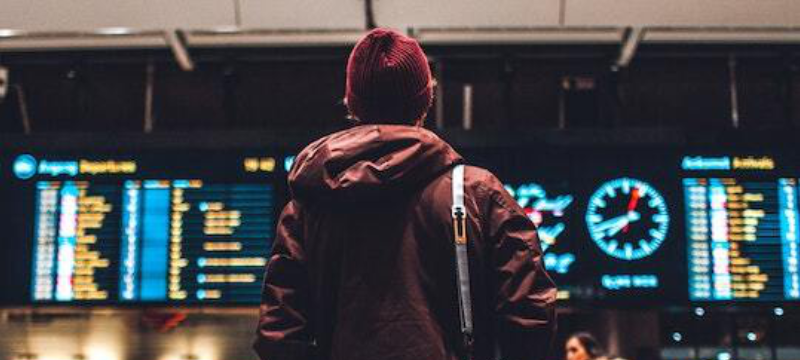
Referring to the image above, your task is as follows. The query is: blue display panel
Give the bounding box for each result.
[8,145,800,306]
[32,181,120,302]
[504,182,576,277]
[779,180,800,300]
[682,156,800,302]
[684,176,800,302]
[490,150,800,304]
[16,152,281,304]
[494,147,683,304]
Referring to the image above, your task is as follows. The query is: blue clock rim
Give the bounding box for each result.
[585,177,670,261]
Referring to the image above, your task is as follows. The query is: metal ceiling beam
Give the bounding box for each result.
[164,29,194,71]
[184,28,364,47]
[0,26,798,52]
[643,26,800,44]
[0,28,166,51]
[615,27,644,68]
[413,27,626,45]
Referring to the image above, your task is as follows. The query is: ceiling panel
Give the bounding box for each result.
[375,0,562,30]
[239,0,364,29]
[0,0,236,31]
[565,0,800,26]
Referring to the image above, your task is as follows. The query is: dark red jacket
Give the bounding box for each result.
[254,125,556,360]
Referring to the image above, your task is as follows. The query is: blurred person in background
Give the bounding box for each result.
[566,332,628,360]
[566,332,606,360]
[252,28,557,360]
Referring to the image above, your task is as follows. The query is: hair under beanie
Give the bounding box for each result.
[345,28,433,125]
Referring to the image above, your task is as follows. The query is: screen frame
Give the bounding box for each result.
[2,128,800,309]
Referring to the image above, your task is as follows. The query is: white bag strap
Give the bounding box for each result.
[451,164,474,354]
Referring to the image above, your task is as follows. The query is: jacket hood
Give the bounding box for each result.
[288,125,463,200]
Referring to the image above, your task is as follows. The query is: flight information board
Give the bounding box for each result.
[476,149,800,305]
[1,151,282,305]
[682,156,800,302]
[3,142,800,306]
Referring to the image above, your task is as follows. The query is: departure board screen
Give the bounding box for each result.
[682,156,800,302]
[1,151,283,305]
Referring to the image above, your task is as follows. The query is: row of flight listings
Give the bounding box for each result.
[0,150,798,306]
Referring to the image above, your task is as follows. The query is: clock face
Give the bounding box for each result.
[585,178,669,261]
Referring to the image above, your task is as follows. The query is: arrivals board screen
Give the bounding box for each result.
[0,150,284,305]
[469,148,800,305]
[681,156,800,302]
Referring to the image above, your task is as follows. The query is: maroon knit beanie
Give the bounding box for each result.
[345,28,433,125]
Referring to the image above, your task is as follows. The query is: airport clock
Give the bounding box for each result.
[585,177,669,261]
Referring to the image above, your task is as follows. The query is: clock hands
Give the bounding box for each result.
[586,178,669,261]
[623,187,640,233]
[593,211,641,237]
